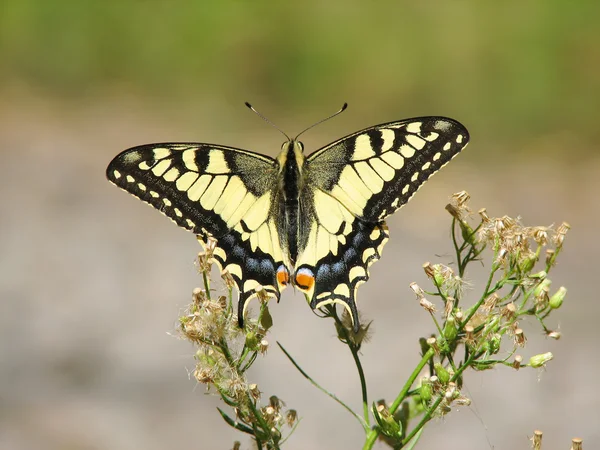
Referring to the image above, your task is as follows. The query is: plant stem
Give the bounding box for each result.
[278,342,367,430]
[362,347,436,449]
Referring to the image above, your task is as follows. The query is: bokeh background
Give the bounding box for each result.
[2,1,599,449]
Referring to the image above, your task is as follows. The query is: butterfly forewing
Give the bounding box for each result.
[106,143,290,323]
[306,117,469,222]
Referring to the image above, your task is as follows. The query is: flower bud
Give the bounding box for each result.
[533,278,552,298]
[489,333,501,354]
[443,316,458,341]
[519,251,538,273]
[420,378,433,403]
[374,402,401,437]
[434,363,451,385]
[261,305,274,330]
[528,352,553,368]
[549,286,566,309]
[245,331,259,350]
[458,219,476,245]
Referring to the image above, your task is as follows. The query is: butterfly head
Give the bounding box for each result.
[277,139,306,170]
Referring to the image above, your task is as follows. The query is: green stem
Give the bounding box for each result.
[202,270,211,300]
[278,342,367,430]
[329,307,370,426]
[462,264,498,328]
[400,351,476,446]
[350,341,370,425]
[362,347,435,449]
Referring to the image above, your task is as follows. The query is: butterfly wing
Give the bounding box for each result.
[106,143,289,325]
[296,117,469,331]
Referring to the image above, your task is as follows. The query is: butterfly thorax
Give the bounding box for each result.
[278,140,305,265]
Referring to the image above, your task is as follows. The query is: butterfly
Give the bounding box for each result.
[106,106,469,332]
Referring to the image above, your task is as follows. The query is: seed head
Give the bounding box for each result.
[513,354,523,370]
[514,328,526,347]
[554,222,571,247]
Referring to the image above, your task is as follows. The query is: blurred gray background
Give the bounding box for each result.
[1,1,598,449]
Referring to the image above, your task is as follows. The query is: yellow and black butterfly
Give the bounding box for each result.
[106,105,469,332]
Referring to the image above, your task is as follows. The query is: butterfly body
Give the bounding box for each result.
[107,115,469,331]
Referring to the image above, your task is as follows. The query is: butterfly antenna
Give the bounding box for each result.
[294,103,348,140]
[245,102,291,141]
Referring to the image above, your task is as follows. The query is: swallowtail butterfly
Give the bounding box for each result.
[106,106,469,332]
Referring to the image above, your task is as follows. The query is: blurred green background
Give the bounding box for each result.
[1,2,598,449]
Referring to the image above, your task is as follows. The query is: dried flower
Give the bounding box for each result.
[514,328,526,347]
[513,355,523,370]
[554,222,571,247]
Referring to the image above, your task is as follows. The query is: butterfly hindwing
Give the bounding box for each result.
[106,143,290,323]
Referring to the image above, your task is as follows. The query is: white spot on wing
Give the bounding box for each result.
[241,191,271,230]
[151,159,171,177]
[381,151,405,169]
[182,149,199,171]
[399,145,415,158]
[405,134,425,150]
[163,167,180,182]
[380,128,395,151]
[349,266,366,281]
[206,151,230,174]
[176,171,199,191]
[200,175,228,210]
[354,161,384,193]
[423,132,439,142]
[333,284,350,297]
[406,122,422,133]
[153,148,171,159]
[352,134,376,161]
[369,158,395,181]
[187,175,212,201]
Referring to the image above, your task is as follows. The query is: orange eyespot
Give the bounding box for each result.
[276,265,290,286]
[295,268,315,291]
